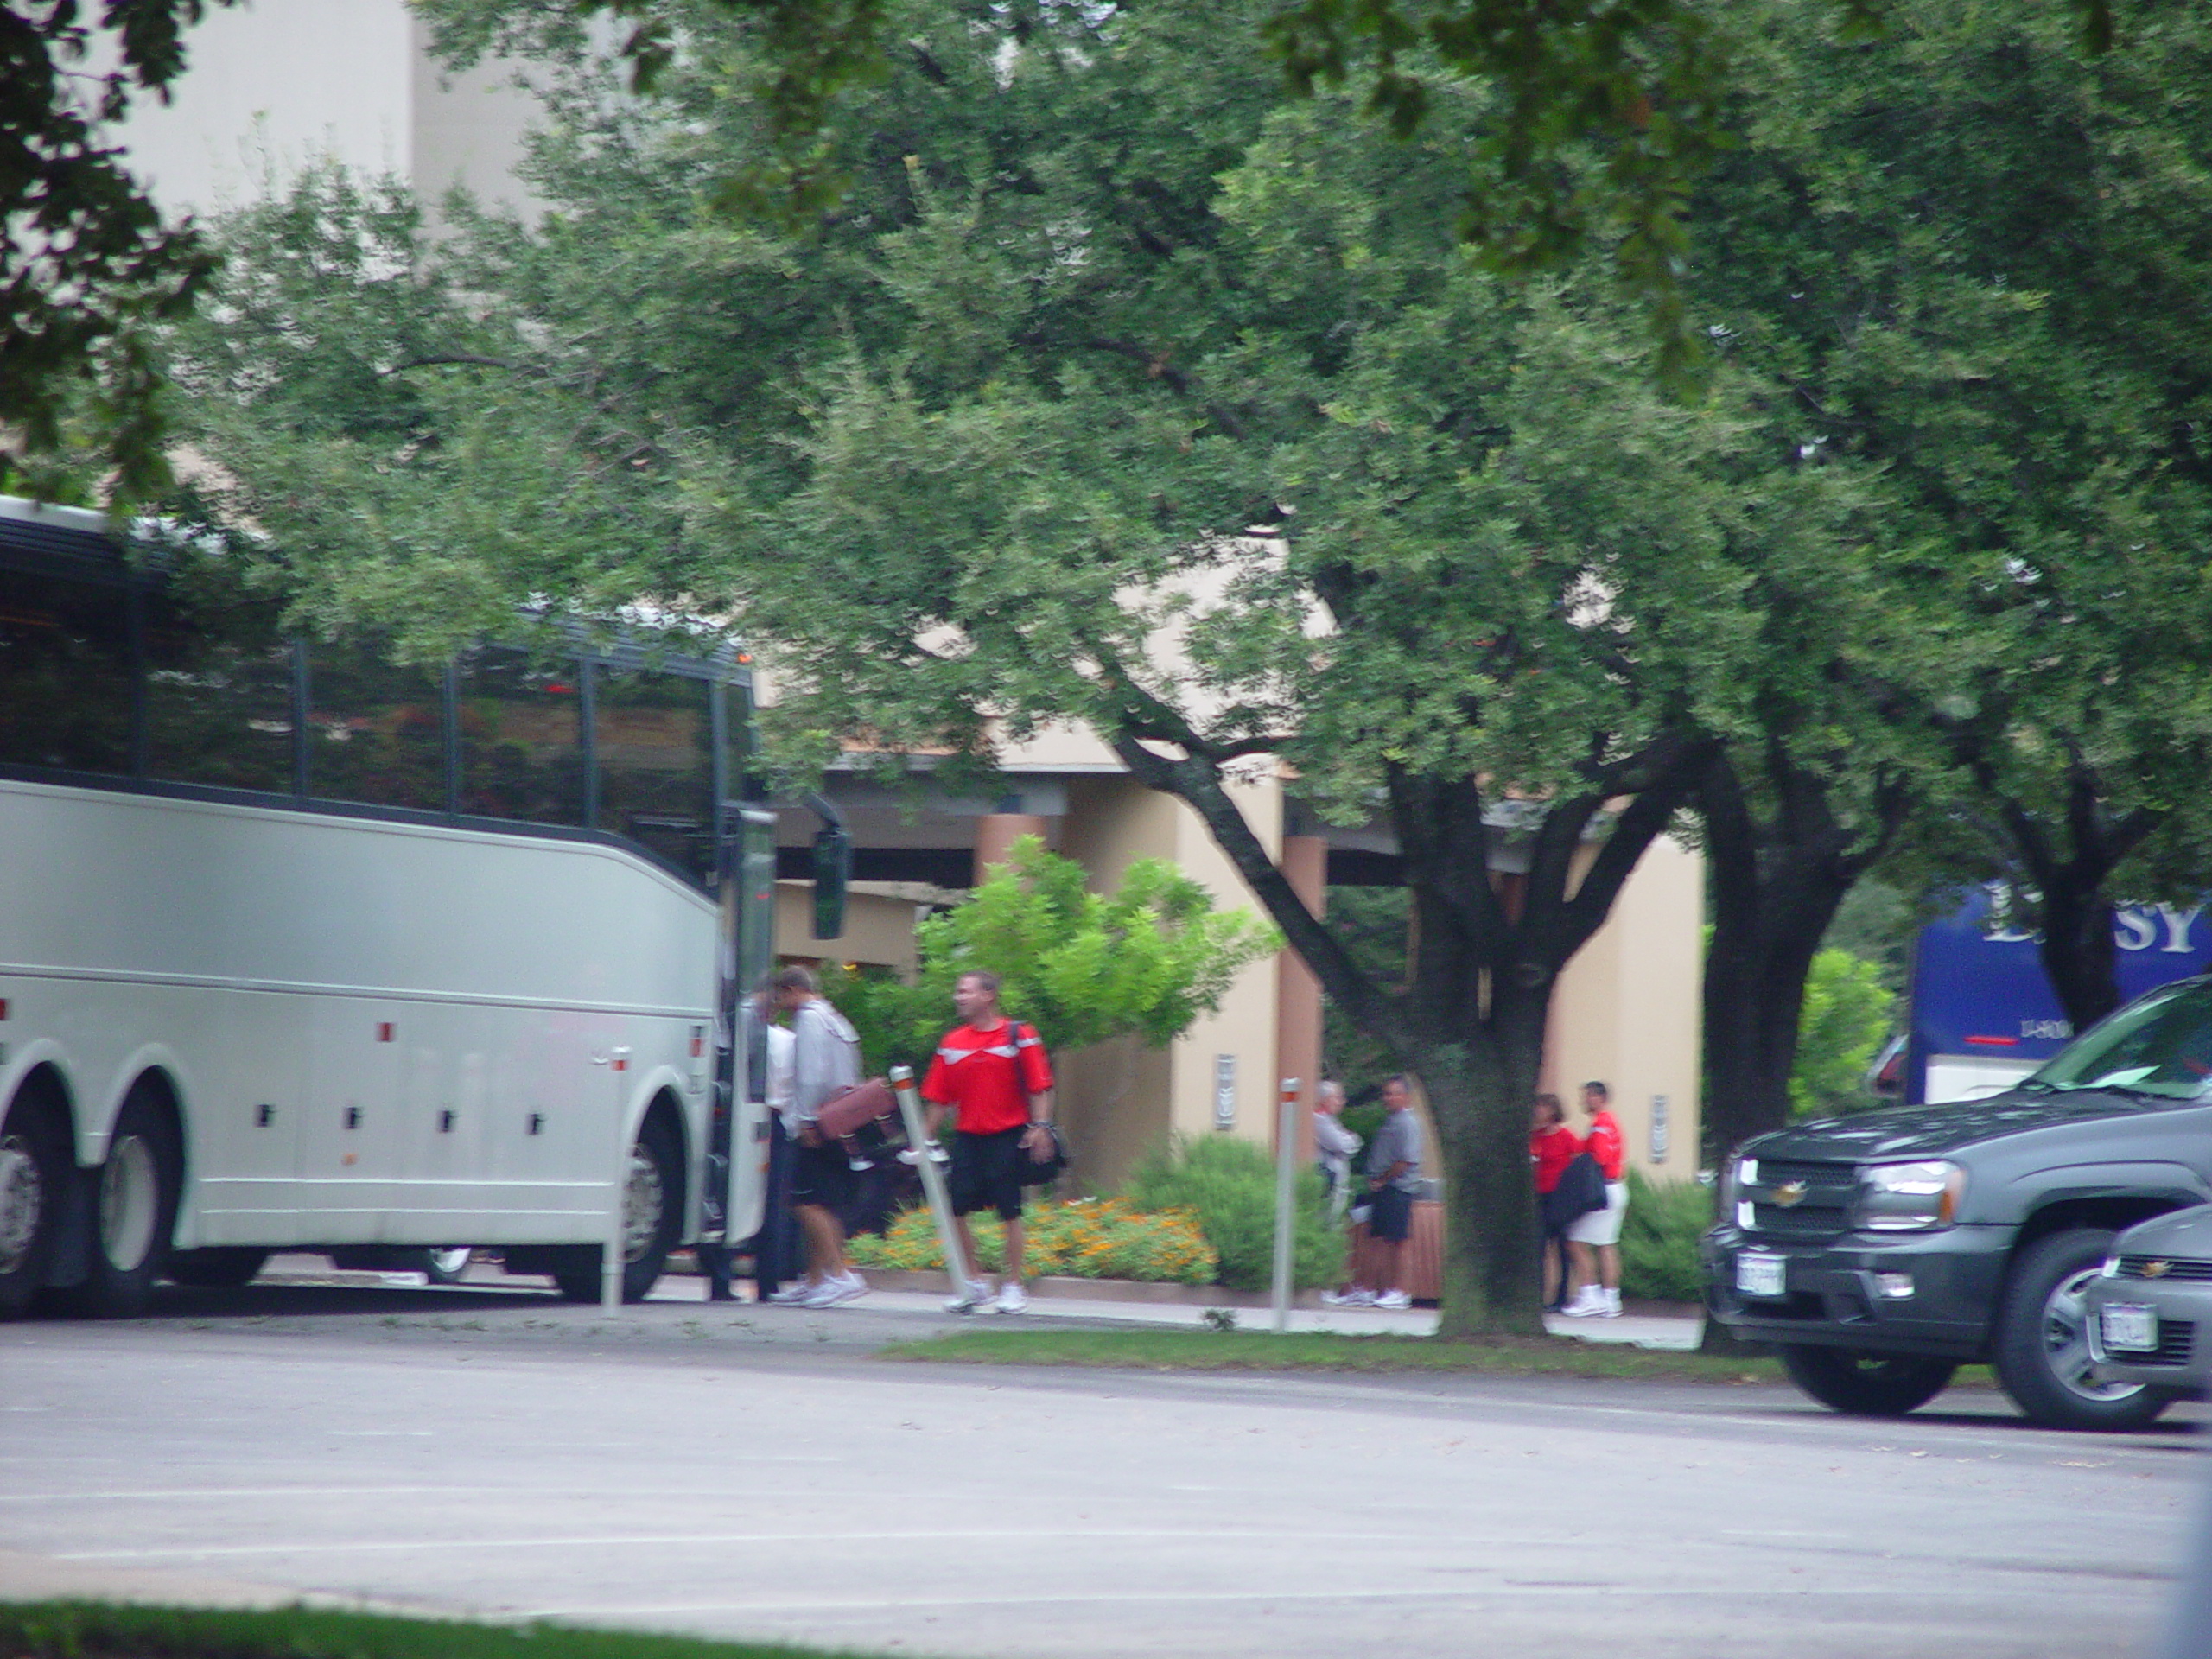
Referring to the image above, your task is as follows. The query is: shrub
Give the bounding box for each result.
[845,1198,1218,1285]
[1618,1170,1713,1303]
[1126,1134,1345,1291]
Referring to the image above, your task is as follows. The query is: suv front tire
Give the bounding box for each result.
[1994,1227,2171,1432]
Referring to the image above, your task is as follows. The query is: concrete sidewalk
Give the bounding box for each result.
[258,1255,1704,1351]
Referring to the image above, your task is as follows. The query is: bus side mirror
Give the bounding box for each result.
[812,825,851,939]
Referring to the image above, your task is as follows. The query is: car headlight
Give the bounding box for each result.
[1856,1160,1967,1231]
[1719,1156,1748,1215]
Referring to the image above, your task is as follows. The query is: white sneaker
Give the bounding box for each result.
[847,1154,876,1172]
[1374,1289,1412,1310]
[898,1143,952,1166]
[766,1281,815,1305]
[996,1281,1029,1314]
[944,1281,992,1313]
[803,1274,868,1307]
[1559,1288,1605,1318]
[1599,1288,1622,1318]
[1320,1288,1376,1307]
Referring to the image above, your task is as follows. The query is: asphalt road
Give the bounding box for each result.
[1,1274,2204,1659]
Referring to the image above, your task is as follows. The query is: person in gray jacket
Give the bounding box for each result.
[774,965,869,1307]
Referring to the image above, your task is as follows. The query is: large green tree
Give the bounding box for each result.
[168,0,1886,1334]
[1685,0,2212,1159]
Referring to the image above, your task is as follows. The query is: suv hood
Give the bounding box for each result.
[1745,1090,2170,1164]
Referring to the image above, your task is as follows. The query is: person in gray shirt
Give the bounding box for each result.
[1361,1076,1422,1309]
[776,965,868,1307]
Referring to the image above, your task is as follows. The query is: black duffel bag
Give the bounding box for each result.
[1542,1149,1608,1231]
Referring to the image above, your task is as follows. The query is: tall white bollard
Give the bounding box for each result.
[603,1047,632,1311]
[1271,1077,1300,1333]
[891,1065,984,1306]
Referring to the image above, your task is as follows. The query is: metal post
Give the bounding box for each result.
[602,1046,632,1310]
[1271,1077,1300,1333]
[891,1065,984,1305]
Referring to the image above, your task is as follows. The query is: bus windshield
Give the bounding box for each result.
[2028,979,2212,1100]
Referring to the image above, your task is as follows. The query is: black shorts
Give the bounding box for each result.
[1369,1184,1413,1243]
[792,1137,855,1211]
[950,1128,1028,1223]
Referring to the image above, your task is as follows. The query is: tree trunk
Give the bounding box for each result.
[1421,991,1549,1339]
[2036,879,2122,1034]
[1696,748,1904,1357]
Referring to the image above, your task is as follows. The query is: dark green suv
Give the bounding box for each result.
[1703,976,2212,1430]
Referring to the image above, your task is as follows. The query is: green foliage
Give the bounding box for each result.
[1127,1135,1345,1292]
[1319,886,1408,1103]
[3,0,243,501]
[1789,950,1897,1119]
[821,839,1275,1072]
[910,837,1278,1058]
[1618,1171,1713,1304]
[844,1198,1218,1285]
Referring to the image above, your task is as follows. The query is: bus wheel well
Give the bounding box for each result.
[6,1065,76,1148]
[643,1090,688,1214]
[118,1069,186,1179]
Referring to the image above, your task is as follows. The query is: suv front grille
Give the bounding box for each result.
[2114,1255,2212,1282]
[2133,1322,2197,1368]
[1744,1160,1857,1241]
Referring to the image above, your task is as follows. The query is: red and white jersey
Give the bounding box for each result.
[921,1019,1052,1134]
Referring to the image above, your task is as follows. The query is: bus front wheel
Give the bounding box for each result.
[551,1113,683,1304]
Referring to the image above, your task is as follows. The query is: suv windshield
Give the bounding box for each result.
[2030,978,2212,1099]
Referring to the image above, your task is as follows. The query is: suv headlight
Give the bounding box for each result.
[1856,1160,1967,1231]
[1719,1156,1753,1216]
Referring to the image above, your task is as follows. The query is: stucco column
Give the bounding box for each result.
[974,813,1051,883]
[1273,836,1328,1163]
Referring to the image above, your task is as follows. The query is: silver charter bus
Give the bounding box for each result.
[0,497,783,1316]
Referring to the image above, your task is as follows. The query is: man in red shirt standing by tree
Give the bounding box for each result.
[1562,1079,1630,1319]
[922,969,1056,1313]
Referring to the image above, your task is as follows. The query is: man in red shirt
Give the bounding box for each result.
[1529,1092,1580,1311]
[1563,1079,1629,1318]
[921,969,1055,1313]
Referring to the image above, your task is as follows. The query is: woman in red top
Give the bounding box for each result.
[1529,1093,1580,1311]
[1563,1080,1630,1318]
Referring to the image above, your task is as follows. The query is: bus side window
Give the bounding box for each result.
[595,664,714,885]
[0,567,133,775]
[306,638,445,812]
[142,587,295,793]
[455,646,586,826]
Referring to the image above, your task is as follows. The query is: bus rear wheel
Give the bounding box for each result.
[551,1112,683,1304]
[53,1085,181,1318]
[0,1081,71,1319]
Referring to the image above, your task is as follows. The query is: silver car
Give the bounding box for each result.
[2085,1205,2212,1395]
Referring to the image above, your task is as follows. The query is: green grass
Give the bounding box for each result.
[0,1604,886,1659]
[879,1325,1790,1382]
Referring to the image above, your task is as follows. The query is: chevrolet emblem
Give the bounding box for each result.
[2143,1260,2172,1279]
[1773,1181,1808,1208]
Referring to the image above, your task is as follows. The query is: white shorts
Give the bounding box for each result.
[1567,1180,1629,1246]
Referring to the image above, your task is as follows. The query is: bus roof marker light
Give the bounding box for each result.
[376,1022,394,1042]
[0,999,8,1020]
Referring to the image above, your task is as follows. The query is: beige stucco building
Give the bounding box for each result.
[108,1,1707,1192]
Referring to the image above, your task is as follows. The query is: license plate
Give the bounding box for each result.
[1736,1251,1787,1299]
[2101,1303,2158,1353]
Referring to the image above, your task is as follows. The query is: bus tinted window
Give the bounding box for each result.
[0,569,132,774]
[307,639,446,811]
[456,647,585,825]
[143,588,295,793]
[597,665,714,883]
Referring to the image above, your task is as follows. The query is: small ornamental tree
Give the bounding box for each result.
[856,836,1279,1069]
